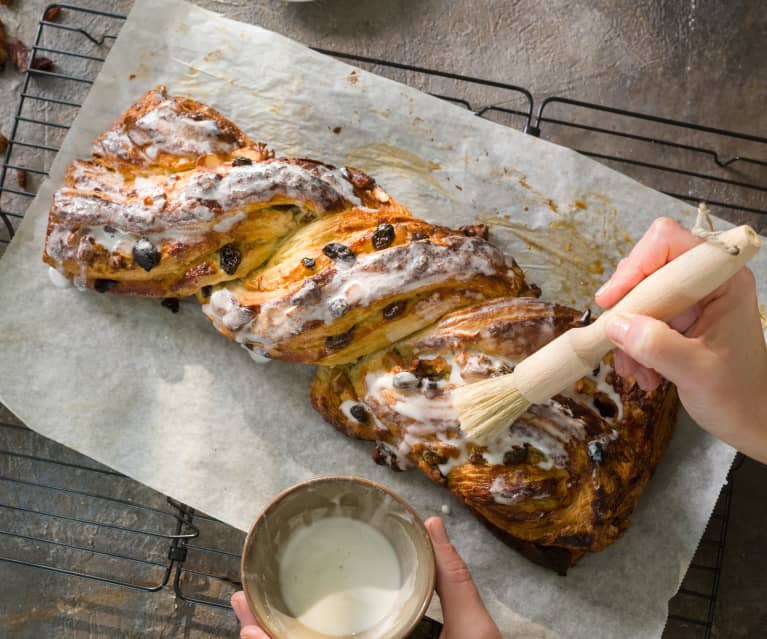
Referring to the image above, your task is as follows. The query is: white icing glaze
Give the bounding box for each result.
[340,399,363,423]
[241,344,271,364]
[376,440,413,469]
[358,340,626,479]
[203,235,510,351]
[85,225,135,255]
[490,477,551,506]
[48,159,365,268]
[96,100,235,162]
[47,266,72,289]
[560,361,624,422]
[594,363,624,421]
[212,211,247,233]
[278,517,401,636]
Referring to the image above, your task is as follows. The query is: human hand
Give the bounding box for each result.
[232,590,270,639]
[424,516,502,639]
[596,217,767,463]
[231,516,501,639]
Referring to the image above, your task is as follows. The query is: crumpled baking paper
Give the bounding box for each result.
[1,1,764,637]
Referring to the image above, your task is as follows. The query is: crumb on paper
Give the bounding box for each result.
[347,70,359,85]
[332,126,342,135]
[129,73,137,80]
[440,504,451,515]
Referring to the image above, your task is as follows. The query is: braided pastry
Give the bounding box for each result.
[202,214,533,365]
[43,86,395,297]
[43,88,678,571]
[310,297,678,573]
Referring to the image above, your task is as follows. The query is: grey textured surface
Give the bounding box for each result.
[0,1,765,638]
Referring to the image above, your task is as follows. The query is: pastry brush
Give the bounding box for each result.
[455,223,761,444]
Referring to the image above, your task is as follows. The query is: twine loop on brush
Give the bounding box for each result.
[692,203,740,255]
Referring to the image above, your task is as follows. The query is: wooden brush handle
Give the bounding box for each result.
[516,225,761,405]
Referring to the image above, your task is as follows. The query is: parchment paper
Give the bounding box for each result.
[0,1,764,637]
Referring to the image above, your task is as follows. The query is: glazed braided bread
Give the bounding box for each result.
[43,88,677,571]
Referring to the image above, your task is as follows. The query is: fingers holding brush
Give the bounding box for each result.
[595,217,702,309]
[596,216,767,463]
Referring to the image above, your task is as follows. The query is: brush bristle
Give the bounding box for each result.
[454,375,531,443]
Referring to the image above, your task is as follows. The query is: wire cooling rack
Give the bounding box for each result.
[1,4,764,638]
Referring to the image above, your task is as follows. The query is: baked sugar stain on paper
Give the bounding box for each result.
[481,195,634,307]
[344,144,446,194]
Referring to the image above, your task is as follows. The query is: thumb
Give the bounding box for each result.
[604,313,704,384]
[424,517,497,636]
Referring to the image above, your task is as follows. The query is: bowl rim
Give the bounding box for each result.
[240,475,436,639]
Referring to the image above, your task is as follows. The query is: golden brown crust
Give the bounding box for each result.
[202,211,535,365]
[43,89,677,572]
[43,87,398,298]
[310,297,678,571]
[90,85,257,175]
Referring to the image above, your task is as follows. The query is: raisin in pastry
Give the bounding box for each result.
[202,211,534,365]
[43,86,396,297]
[310,297,678,573]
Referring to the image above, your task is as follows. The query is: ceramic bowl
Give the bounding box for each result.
[241,476,436,639]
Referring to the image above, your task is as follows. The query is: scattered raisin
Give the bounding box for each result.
[422,449,447,466]
[382,300,406,320]
[44,7,62,20]
[588,441,605,465]
[328,297,350,318]
[231,156,252,167]
[593,393,617,419]
[372,442,404,471]
[503,446,528,466]
[349,404,369,423]
[322,242,355,263]
[332,126,342,134]
[326,329,353,351]
[412,232,428,241]
[30,56,54,72]
[219,244,241,275]
[201,285,213,298]
[301,257,315,269]
[161,298,180,313]
[132,238,160,272]
[392,371,419,390]
[16,169,26,190]
[93,279,118,293]
[371,223,395,250]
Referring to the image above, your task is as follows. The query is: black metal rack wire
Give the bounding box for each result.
[0,4,764,639]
